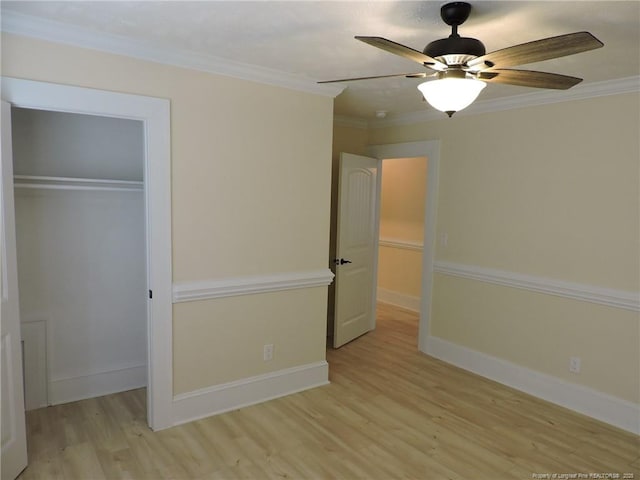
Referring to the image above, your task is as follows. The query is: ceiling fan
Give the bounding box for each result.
[320,2,604,117]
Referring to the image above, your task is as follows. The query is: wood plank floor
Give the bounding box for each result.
[19,303,639,479]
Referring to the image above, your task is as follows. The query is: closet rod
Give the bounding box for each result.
[14,175,144,193]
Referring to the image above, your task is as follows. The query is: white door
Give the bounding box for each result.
[1,100,28,479]
[333,153,379,348]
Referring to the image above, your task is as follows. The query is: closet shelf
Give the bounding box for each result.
[14,175,144,192]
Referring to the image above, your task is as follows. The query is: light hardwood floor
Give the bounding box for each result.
[18,303,639,479]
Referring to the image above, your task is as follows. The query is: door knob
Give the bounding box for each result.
[334,258,352,265]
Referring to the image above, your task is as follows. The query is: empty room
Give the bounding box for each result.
[1,2,638,479]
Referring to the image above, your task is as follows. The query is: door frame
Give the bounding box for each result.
[1,77,173,430]
[368,140,441,354]
[1,99,28,479]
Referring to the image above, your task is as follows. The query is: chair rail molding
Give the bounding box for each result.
[434,260,640,312]
[379,237,423,252]
[173,269,335,303]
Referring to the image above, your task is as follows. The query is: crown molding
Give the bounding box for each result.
[5,11,635,119]
[369,75,640,128]
[1,11,344,98]
[332,76,640,129]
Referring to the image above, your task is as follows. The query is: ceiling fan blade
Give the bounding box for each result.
[478,69,583,90]
[355,36,448,71]
[318,72,432,84]
[467,32,603,70]
[406,72,437,79]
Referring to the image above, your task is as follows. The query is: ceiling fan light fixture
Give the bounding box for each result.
[320,3,604,116]
[417,77,486,117]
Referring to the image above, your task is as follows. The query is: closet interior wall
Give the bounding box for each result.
[12,107,147,409]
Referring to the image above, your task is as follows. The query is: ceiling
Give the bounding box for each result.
[2,1,639,120]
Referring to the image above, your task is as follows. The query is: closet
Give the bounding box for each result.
[12,107,147,409]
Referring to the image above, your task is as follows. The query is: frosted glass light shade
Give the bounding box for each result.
[418,78,486,116]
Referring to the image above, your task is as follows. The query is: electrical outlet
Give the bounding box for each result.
[263,344,274,362]
[569,356,581,374]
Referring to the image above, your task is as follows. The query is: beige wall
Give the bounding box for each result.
[379,157,426,241]
[377,247,423,298]
[369,93,640,403]
[332,122,369,158]
[174,288,328,393]
[378,157,426,298]
[2,33,335,394]
[6,32,638,406]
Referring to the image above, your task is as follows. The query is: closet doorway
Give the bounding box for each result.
[2,77,173,430]
[13,108,148,411]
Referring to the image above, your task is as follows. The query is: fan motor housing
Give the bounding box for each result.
[424,36,486,62]
[441,2,472,26]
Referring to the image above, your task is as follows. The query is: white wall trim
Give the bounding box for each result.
[379,237,423,252]
[377,288,420,312]
[434,260,640,312]
[426,335,640,434]
[14,175,143,192]
[2,77,174,431]
[369,140,441,354]
[369,76,640,128]
[333,76,640,129]
[1,11,343,99]
[48,364,146,406]
[6,11,633,123]
[173,269,335,303]
[172,361,329,427]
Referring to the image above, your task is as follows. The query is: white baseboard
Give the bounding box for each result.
[48,364,147,405]
[377,288,420,312]
[172,361,329,427]
[425,336,639,434]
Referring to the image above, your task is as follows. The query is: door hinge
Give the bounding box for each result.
[148,289,153,299]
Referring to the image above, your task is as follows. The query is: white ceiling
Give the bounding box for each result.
[2,1,639,120]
